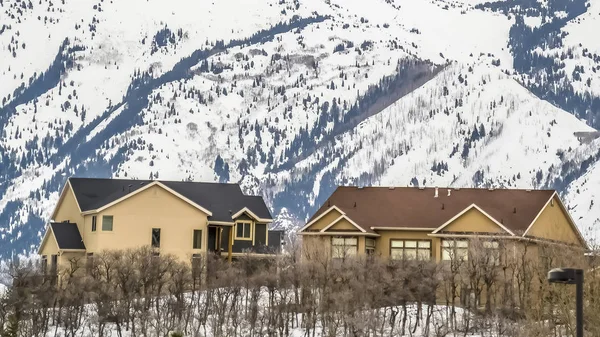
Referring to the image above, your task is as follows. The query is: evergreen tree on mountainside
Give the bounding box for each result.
[213,155,230,183]
[478,0,600,128]
[275,58,439,171]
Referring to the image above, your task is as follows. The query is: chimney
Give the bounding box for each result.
[447,189,451,197]
[442,203,445,210]
[434,187,439,198]
[353,202,357,208]
[513,207,517,213]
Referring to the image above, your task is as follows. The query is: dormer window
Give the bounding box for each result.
[235,222,252,240]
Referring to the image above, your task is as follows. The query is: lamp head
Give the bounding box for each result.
[548,267,582,284]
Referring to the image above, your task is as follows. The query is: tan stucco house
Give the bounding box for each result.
[38,177,283,274]
[299,186,588,261]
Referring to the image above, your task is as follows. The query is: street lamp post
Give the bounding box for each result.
[548,268,584,337]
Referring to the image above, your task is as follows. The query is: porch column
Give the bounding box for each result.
[217,227,222,252]
[228,226,233,263]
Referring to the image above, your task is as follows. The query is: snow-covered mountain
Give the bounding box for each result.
[1,0,600,258]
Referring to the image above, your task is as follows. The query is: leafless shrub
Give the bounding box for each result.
[0,240,598,337]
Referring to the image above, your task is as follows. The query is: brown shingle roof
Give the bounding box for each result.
[309,187,556,234]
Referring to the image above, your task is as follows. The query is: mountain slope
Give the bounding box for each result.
[1,0,600,258]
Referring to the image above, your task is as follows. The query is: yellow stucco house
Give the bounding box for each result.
[299,186,588,261]
[38,177,283,274]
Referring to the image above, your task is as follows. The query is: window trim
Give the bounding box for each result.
[482,240,501,265]
[101,215,113,231]
[441,239,469,261]
[389,239,432,261]
[365,238,376,254]
[331,236,358,259]
[193,229,203,249]
[151,228,161,248]
[235,221,253,241]
[91,216,97,232]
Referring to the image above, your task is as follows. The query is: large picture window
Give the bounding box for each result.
[331,237,358,258]
[236,222,252,240]
[442,240,469,261]
[390,240,431,260]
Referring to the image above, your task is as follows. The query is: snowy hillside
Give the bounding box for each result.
[1,0,600,258]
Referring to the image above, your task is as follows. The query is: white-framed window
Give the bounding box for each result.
[483,241,500,265]
[390,240,431,260]
[331,237,358,258]
[442,239,469,261]
[102,215,113,231]
[366,238,376,255]
[235,222,252,240]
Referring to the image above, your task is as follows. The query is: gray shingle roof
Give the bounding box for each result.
[68,178,273,222]
[50,222,86,250]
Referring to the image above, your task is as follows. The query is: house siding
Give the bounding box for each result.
[58,252,86,271]
[53,186,85,243]
[440,208,505,234]
[325,218,360,231]
[91,184,209,262]
[304,208,343,231]
[302,236,331,259]
[235,213,253,222]
[527,196,581,245]
[255,224,267,246]
[39,231,59,256]
[83,214,99,252]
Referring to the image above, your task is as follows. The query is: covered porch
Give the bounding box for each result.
[206,224,235,263]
